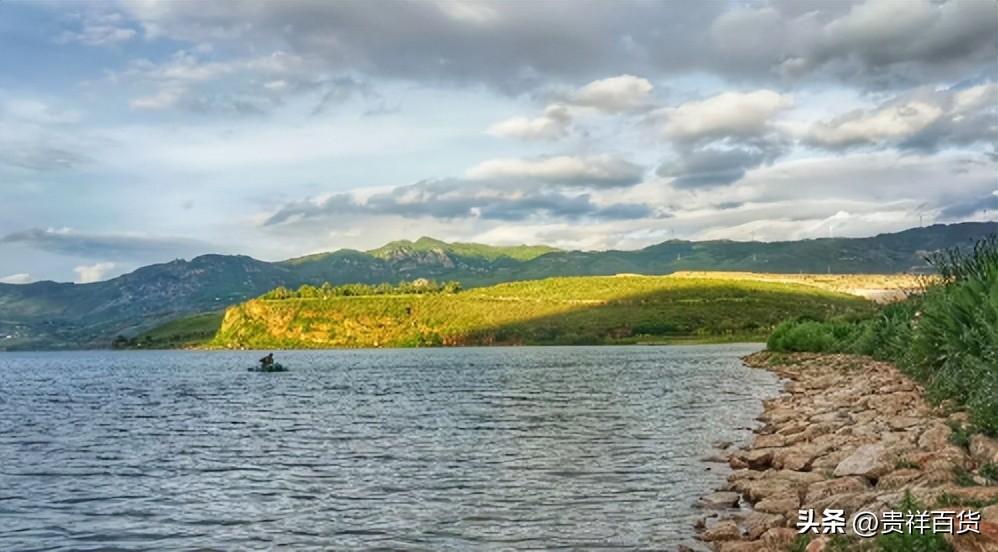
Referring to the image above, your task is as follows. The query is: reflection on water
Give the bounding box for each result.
[0,344,778,550]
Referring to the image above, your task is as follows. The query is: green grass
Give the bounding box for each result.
[211,274,875,350]
[114,312,224,349]
[767,235,998,437]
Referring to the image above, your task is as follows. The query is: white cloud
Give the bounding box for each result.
[57,11,137,46]
[804,83,998,150]
[129,87,186,110]
[0,273,32,284]
[657,90,793,143]
[73,262,117,284]
[487,104,571,141]
[465,154,644,187]
[808,101,944,148]
[571,74,653,113]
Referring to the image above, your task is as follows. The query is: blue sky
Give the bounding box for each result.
[1,0,996,284]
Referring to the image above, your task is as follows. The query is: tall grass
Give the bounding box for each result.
[768,236,998,436]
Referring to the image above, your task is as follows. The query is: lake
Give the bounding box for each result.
[0,344,780,550]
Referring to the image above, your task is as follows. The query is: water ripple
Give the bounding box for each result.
[0,345,778,550]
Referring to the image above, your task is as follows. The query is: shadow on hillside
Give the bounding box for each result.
[438,283,873,347]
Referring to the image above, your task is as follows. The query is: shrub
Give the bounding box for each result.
[766,236,998,437]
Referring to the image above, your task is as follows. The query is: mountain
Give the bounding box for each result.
[1,222,994,350]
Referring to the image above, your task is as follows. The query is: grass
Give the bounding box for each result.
[210,274,875,349]
[767,235,998,437]
[114,312,224,349]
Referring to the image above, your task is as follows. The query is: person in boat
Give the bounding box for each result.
[259,353,275,369]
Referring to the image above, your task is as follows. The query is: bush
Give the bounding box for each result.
[766,236,998,437]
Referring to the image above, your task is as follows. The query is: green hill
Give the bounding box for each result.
[1,222,993,350]
[211,274,876,349]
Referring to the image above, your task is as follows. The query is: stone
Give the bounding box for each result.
[804,476,872,504]
[739,449,775,470]
[876,468,922,490]
[729,455,748,470]
[918,422,953,450]
[755,492,799,514]
[759,527,798,549]
[700,520,741,542]
[805,536,830,552]
[698,492,740,509]
[833,444,891,480]
[970,435,998,465]
[742,512,785,540]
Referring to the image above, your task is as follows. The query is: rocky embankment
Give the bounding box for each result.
[691,352,998,552]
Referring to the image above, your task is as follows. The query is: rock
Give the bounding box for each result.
[717,543,758,552]
[714,440,734,450]
[702,454,728,463]
[833,444,891,481]
[918,422,953,450]
[887,416,922,430]
[753,434,787,448]
[970,435,998,465]
[698,492,740,509]
[759,528,798,549]
[700,520,741,542]
[876,468,922,490]
[742,512,785,540]
[729,455,748,470]
[805,536,829,552]
[739,449,775,470]
[805,476,872,503]
[754,492,799,514]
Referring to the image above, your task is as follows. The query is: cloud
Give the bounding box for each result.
[116,1,996,92]
[709,0,998,87]
[570,74,653,113]
[262,178,660,226]
[656,90,793,144]
[0,144,91,172]
[465,154,645,188]
[487,104,572,141]
[57,10,137,46]
[657,146,775,188]
[73,262,117,284]
[805,83,998,151]
[1,228,212,261]
[0,273,32,285]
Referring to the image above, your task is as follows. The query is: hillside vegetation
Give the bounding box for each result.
[212,274,876,349]
[1,222,992,350]
[768,236,998,436]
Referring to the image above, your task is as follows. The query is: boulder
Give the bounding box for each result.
[875,468,922,490]
[754,492,799,514]
[970,434,998,465]
[698,492,740,509]
[833,444,891,480]
[918,422,953,450]
[700,520,741,542]
[739,449,775,470]
[804,476,872,504]
[742,512,785,540]
[759,528,798,550]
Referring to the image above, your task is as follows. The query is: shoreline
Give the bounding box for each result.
[691,352,998,552]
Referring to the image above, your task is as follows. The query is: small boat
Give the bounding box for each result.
[248,363,288,373]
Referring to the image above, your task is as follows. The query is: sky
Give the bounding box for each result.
[0,0,996,284]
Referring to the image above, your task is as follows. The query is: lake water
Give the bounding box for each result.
[0,344,780,551]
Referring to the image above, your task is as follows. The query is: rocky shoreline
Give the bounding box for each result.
[690,352,998,552]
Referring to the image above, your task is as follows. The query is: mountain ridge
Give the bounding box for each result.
[1,222,995,350]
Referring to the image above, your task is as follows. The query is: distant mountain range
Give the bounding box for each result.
[1,222,994,350]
